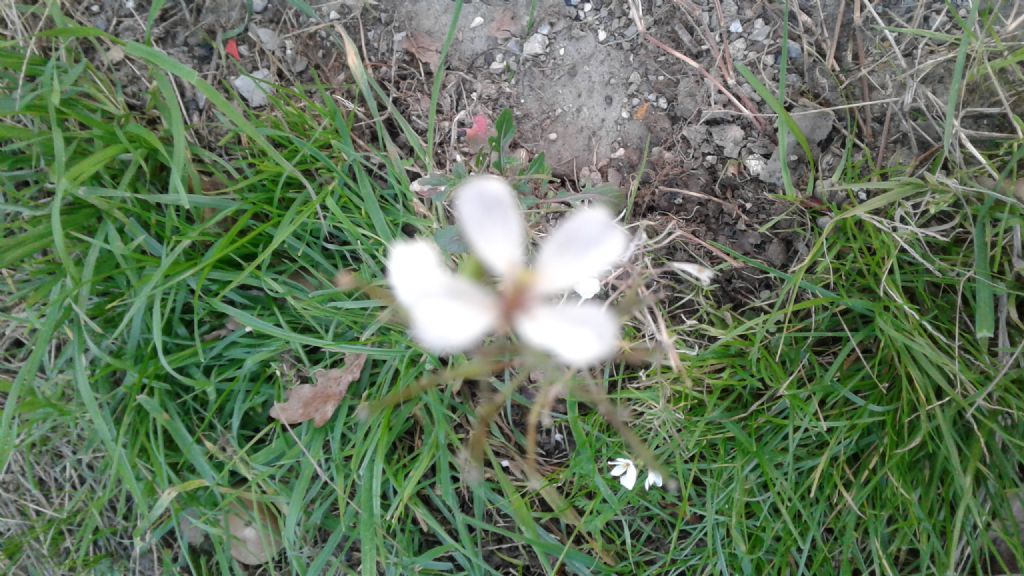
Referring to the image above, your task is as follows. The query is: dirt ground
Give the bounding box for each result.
[74,0,1023,313]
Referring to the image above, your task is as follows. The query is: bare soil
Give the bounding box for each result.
[77,0,1024,312]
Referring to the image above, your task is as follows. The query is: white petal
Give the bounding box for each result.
[670,262,716,287]
[386,239,451,307]
[608,458,633,478]
[453,175,526,278]
[644,470,663,491]
[573,277,601,300]
[514,301,619,367]
[533,206,629,295]
[404,277,500,354]
[619,462,638,490]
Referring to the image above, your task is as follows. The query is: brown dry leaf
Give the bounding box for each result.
[102,45,125,65]
[226,497,283,566]
[202,318,244,342]
[489,8,519,39]
[400,31,442,72]
[269,353,368,427]
[633,102,651,121]
[332,269,359,291]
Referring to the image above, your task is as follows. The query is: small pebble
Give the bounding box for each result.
[657,96,668,109]
[547,133,558,141]
[597,29,607,42]
[233,69,274,108]
[90,4,100,13]
[252,0,269,13]
[523,33,549,57]
[583,2,593,12]
[729,20,743,33]
[328,10,340,20]
[470,16,484,28]
[749,18,770,42]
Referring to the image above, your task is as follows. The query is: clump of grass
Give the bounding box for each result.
[2,3,1023,575]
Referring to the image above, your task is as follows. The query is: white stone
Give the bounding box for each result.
[597,29,608,42]
[749,18,770,42]
[470,16,484,28]
[729,20,743,33]
[523,33,549,57]
[253,27,280,51]
[743,154,768,177]
[252,0,269,13]
[233,69,274,108]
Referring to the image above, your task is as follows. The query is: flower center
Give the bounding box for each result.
[499,269,536,324]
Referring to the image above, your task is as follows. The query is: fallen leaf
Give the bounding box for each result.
[202,317,244,342]
[269,353,368,427]
[633,101,650,121]
[464,115,495,153]
[489,8,518,39]
[399,31,441,72]
[410,174,450,198]
[226,496,282,566]
[102,45,125,65]
[225,38,240,61]
[332,269,359,290]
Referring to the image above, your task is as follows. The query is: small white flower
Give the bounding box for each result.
[608,458,638,490]
[644,469,663,491]
[387,175,629,367]
[670,261,717,287]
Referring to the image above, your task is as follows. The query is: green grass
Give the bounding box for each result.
[2,3,1024,575]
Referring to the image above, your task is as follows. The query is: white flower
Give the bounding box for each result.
[387,175,629,367]
[670,261,716,287]
[608,458,638,490]
[644,469,663,491]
